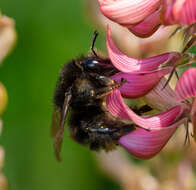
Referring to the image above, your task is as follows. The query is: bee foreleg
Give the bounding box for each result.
[89,73,115,86]
[93,78,126,99]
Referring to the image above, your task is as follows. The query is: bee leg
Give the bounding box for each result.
[85,125,135,141]
[93,78,126,99]
[114,125,135,138]
[89,73,126,87]
[89,73,115,86]
[85,126,118,134]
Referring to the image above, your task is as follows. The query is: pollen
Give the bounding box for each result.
[90,90,95,96]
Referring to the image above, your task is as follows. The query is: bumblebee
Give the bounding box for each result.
[51,31,150,161]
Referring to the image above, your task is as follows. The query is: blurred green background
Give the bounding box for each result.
[0,1,119,189]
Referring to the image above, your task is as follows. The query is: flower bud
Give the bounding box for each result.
[0,15,17,64]
[0,83,8,115]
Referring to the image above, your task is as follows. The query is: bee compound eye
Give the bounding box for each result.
[83,59,99,69]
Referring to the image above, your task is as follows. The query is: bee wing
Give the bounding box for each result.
[51,108,61,138]
[52,91,72,162]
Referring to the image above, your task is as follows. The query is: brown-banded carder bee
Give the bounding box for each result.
[51,31,151,161]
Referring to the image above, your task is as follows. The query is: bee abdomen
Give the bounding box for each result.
[68,111,134,151]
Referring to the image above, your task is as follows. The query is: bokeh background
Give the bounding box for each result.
[0,1,117,190]
[2,1,196,190]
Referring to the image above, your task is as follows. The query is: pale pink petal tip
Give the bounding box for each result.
[119,118,185,159]
[106,89,182,130]
[175,68,196,100]
[107,26,181,73]
[110,67,172,98]
[99,0,161,26]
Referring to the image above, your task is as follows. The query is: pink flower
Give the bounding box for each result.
[106,25,186,99]
[106,26,184,98]
[162,0,196,26]
[105,45,194,159]
[106,89,186,159]
[175,68,196,141]
[98,0,196,37]
[105,65,196,159]
[98,0,161,37]
[95,3,196,159]
[107,26,182,73]
[98,0,161,26]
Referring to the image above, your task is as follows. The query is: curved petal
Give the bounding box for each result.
[175,68,196,100]
[145,78,183,111]
[110,67,172,98]
[173,0,196,25]
[98,0,160,26]
[106,89,182,130]
[161,0,176,25]
[107,26,181,73]
[128,10,161,38]
[119,118,185,159]
[162,0,196,25]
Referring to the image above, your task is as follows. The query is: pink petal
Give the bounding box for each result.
[119,118,186,159]
[145,78,183,111]
[110,67,172,98]
[128,10,161,38]
[175,68,196,100]
[98,0,161,26]
[173,0,196,25]
[162,0,196,25]
[107,26,181,73]
[106,89,182,130]
[161,0,176,25]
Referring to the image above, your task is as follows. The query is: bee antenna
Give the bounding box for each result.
[91,30,99,57]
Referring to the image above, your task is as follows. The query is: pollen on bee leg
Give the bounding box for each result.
[90,90,95,96]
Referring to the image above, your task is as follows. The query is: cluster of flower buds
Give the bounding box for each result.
[95,0,196,160]
[0,14,16,190]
